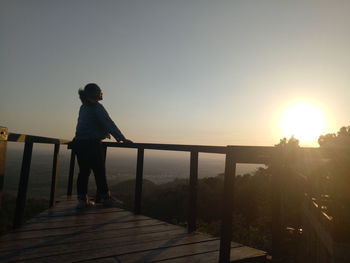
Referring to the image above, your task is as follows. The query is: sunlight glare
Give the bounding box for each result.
[280,103,326,145]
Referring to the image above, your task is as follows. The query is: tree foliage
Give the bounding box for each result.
[318,126,350,148]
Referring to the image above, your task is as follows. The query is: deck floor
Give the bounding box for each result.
[0,198,267,262]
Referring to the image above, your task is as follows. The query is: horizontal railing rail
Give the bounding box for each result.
[7,132,70,144]
[1,126,334,263]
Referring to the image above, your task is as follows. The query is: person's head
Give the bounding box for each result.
[78,83,103,104]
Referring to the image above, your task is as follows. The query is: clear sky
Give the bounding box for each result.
[1,1,349,147]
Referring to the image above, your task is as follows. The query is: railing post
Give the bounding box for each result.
[49,143,60,208]
[102,143,107,163]
[271,147,286,262]
[188,150,198,233]
[13,141,33,229]
[99,143,108,201]
[219,148,236,263]
[67,149,75,198]
[0,127,8,208]
[134,148,144,214]
[328,149,350,246]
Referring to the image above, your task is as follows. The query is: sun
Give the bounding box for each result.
[280,103,326,145]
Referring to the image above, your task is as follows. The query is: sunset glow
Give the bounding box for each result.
[280,103,326,145]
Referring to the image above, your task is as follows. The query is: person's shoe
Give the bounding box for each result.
[76,199,96,210]
[94,192,102,203]
[101,196,124,208]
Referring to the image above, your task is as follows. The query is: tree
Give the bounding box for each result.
[318,126,350,242]
[318,126,350,148]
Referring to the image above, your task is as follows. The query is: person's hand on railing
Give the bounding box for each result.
[120,139,133,144]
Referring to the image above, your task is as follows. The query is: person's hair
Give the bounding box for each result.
[78,83,101,104]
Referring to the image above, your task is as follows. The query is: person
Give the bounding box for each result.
[72,83,133,209]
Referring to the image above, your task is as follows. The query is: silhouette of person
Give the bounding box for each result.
[72,83,133,209]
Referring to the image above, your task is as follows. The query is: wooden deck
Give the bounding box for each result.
[0,198,267,263]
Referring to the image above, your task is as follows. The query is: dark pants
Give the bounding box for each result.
[74,140,109,200]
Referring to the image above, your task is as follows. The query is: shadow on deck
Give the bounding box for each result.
[0,198,267,263]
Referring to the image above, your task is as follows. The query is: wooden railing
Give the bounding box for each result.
[284,146,350,263]
[0,128,69,228]
[102,142,276,262]
[1,126,332,263]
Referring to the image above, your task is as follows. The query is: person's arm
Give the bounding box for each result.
[95,104,132,143]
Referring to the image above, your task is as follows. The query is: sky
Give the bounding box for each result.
[1,0,349,147]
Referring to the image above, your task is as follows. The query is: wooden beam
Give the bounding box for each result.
[104,142,228,154]
[49,144,60,208]
[134,148,144,214]
[219,149,236,263]
[67,150,75,197]
[13,141,33,229]
[0,126,8,208]
[8,133,69,144]
[188,150,198,233]
[270,146,297,263]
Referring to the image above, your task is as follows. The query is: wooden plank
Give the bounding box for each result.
[25,211,131,224]
[22,218,179,237]
[85,258,118,263]
[0,223,179,252]
[0,217,161,241]
[24,200,127,220]
[156,246,267,263]
[0,229,191,261]
[19,210,138,229]
[25,210,128,225]
[0,232,217,262]
[29,207,128,220]
[31,207,125,219]
[13,214,153,232]
[23,213,150,228]
[115,240,240,263]
[24,208,133,221]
